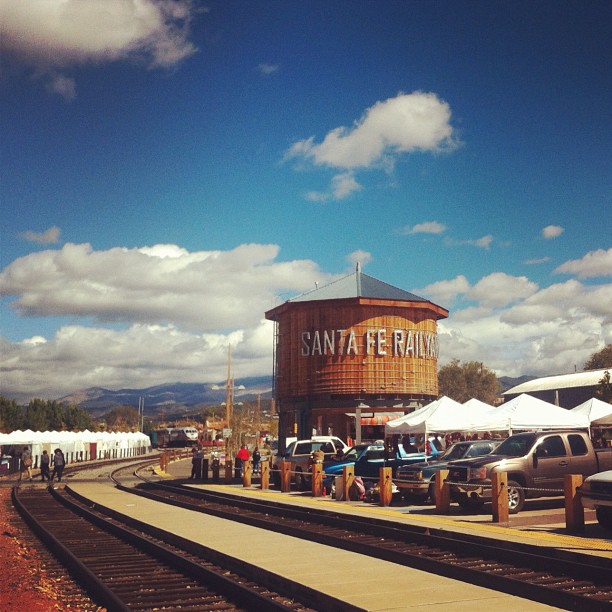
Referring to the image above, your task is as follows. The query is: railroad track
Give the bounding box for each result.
[108,468,612,612]
[12,483,337,612]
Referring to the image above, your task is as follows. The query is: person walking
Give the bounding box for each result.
[40,450,51,482]
[51,448,65,482]
[19,446,33,482]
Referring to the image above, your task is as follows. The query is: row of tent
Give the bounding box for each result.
[0,429,151,467]
[385,394,612,437]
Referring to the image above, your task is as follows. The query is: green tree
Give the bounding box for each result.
[0,396,24,432]
[595,370,612,404]
[104,405,140,431]
[438,359,500,404]
[584,344,612,370]
[63,404,92,430]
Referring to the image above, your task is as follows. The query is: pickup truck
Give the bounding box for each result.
[396,439,500,503]
[578,470,612,531]
[447,430,612,513]
[271,436,349,489]
[319,443,441,490]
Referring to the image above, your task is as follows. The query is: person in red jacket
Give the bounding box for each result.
[235,445,250,477]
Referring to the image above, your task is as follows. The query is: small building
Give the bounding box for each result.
[265,265,448,444]
[503,369,610,408]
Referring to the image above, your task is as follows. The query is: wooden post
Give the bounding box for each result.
[201,458,209,481]
[280,460,291,493]
[564,473,585,532]
[342,464,355,502]
[243,460,252,488]
[312,462,323,497]
[224,458,233,484]
[435,469,450,514]
[492,471,509,524]
[211,458,220,483]
[260,459,270,490]
[379,467,393,506]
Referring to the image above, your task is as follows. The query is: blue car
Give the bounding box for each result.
[318,443,440,489]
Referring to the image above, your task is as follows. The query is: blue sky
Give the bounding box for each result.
[1,1,610,402]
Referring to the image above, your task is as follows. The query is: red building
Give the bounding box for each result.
[265,266,448,444]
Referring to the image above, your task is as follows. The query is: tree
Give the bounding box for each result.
[438,359,501,404]
[0,396,24,432]
[595,370,612,404]
[584,344,612,370]
[104,405,140,431]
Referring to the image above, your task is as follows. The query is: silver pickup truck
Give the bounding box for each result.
[447,430,612,513]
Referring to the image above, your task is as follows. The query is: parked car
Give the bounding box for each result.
[318,442,440,490]
[396,439,501,503]
[272,436,349,489]
[448,430,612,514]
[578,470,612,531]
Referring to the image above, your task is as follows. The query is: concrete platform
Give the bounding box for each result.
[64,463,576,611]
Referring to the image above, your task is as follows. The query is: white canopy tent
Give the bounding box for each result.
[476,393,590,434]
[384,396,494,436]
[570,397,612,427]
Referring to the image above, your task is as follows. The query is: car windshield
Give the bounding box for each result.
[495,433,538,457]
[341,445,370,461]
[440,443,471,461]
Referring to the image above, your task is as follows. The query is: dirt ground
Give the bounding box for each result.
[0,486,102,611]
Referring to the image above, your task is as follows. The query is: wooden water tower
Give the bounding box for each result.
[265,265,448,442]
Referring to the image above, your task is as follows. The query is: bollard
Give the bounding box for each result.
[342,464,355,502]
[280,461,292,492]
[379,467,393,506]
[491,471,509,524]
[211,458,220,483]
[434,469,450,514]
[225,458,234,484]
[201,458,209,481]
[564,473,585,532]
[243,460,252,488]
[260,459,270,490]
[312,463,323,497]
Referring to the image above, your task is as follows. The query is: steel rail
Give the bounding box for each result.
[111,475,612,612]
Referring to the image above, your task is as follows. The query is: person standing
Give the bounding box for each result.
[252,447,261,475]
[40,450,51,482]
[19,446,33,482]
[51,448,65,482]
[235,444,250,477]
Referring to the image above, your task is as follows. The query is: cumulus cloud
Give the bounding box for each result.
[415,275,470,306]
[18,226,62,245]
[468,272,538,309]
[0,242,335,331]
[286,91,457,200]
[541,225,564,239]
[444,234,493,249]
[402,221,447,235]
[523,256,551,265]
[554,248,612,279]
[0,0,198,98]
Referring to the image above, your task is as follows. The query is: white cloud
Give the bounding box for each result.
[346,250,372,270]
[468,272,538,309]
[0,242,335,331]
[18,226,62,244]
[0,0,197,98]
[257,63,279,75]
[402,221,447,235]
[415,275,470,306]
[286,91,456,170]
[444,234,493,249]
[523,256,551,265]
[554,248,612,279]
[541,225,564,239]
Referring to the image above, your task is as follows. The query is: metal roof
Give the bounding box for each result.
[503,369,610,395]
[288,268,428,303]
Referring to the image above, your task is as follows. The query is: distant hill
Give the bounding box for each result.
[497,375,537,393]
[58,377,273,416]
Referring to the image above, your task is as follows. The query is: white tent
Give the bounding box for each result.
[385,396,490,435]
[479,393,590,433]
[571,397,612,426]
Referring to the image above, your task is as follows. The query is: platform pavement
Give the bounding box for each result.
[166,458,612,562]
[68,476,561,612]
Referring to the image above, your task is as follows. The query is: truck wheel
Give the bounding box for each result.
[457,498,484,511]
[507,480,525,514]
[271,468,281,488]
[428,483,437,505]
[596,507,612,531]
